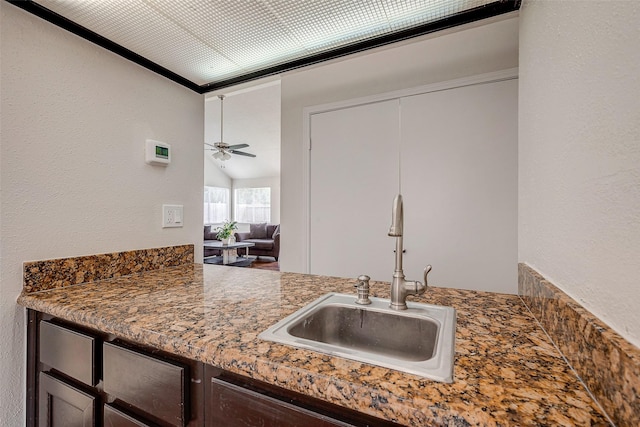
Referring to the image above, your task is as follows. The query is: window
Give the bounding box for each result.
[235,187,271,223]
[204,187,230,224]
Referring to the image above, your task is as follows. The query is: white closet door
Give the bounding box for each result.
[401,79,518,293]
[310,100,399,281]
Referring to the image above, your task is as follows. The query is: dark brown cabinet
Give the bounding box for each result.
[103,341,191,427]
[30,312,203,427]
[38,372,96,427]
[206,375,350,427]
[104,404,154,427]
[204,367,396,427]
[28,310,393,427]
[37,319,99,427]
[40,320,98,387]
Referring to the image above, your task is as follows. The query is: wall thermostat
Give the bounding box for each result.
[145,139,171,166]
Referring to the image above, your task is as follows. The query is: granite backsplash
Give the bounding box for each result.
[519,263,639,426]
[23,244,194,293]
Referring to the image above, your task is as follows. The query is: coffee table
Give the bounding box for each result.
[203,241,255,267]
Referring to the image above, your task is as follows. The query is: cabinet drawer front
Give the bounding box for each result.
[40,320,97,386]
[208,377,351,427]
[104,404,153,427]
[103,342,188,427]
[39,372,97,427]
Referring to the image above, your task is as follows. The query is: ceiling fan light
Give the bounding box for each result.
[204,95,255,161]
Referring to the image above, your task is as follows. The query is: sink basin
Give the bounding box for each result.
[259,293,456,383]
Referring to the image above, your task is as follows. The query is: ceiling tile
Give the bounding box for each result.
[30,0,516,90]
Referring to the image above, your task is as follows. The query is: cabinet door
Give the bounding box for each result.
[206,377,351,427]
[309,99,399,281]
[38,372,96,427]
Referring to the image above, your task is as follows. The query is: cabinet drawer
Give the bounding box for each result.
[40,320,98,386]
[104,404,153,427]
[103,342,188,427]
[208,377,351,427]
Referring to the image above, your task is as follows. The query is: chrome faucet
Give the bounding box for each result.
[388,194,431,310]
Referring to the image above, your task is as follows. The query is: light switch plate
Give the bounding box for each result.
[162,204,183,228]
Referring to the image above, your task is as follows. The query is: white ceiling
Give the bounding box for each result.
[29,0,509,89]
[204,81,281,180]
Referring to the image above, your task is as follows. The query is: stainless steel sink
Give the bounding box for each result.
[259,293,456,382]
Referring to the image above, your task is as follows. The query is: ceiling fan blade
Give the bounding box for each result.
[226,143,249,150]
[231,150,256,158]
[204,142,218,148]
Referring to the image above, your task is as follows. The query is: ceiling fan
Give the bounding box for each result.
[205,95,256,161]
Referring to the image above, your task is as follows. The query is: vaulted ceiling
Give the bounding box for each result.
[11,0,520,93]
[205,82,281,180]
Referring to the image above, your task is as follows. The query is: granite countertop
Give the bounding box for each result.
[18,263,609,426]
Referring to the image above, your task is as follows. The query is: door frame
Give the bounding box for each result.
[301,68,518,273]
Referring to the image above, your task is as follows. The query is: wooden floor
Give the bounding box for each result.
[248,257,279,271]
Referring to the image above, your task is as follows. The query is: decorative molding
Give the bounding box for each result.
[519,263,640,426]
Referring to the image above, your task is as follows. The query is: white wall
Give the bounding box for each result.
[204,155,233,188]
[280,15,519,272]
[519,0,640,347]
[0,3,204,423]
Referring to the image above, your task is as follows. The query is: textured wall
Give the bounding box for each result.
[0,3,204,423]
[204,155,232,188]
[519,0,640,347]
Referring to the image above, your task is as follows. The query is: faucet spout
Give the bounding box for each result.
[388,194,403,237]
[388,194,431,310]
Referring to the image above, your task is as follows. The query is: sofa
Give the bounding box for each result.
[204,223,280,261]
[234,223,280,261]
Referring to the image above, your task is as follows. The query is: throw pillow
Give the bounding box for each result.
[249,223,268,239]
[272,224,280,239]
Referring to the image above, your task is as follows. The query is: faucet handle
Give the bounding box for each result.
[355,275,372,305]
[423,265,432,288]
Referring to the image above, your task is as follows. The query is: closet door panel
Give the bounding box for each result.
[310,100,399,281]
[401,79,518,293]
